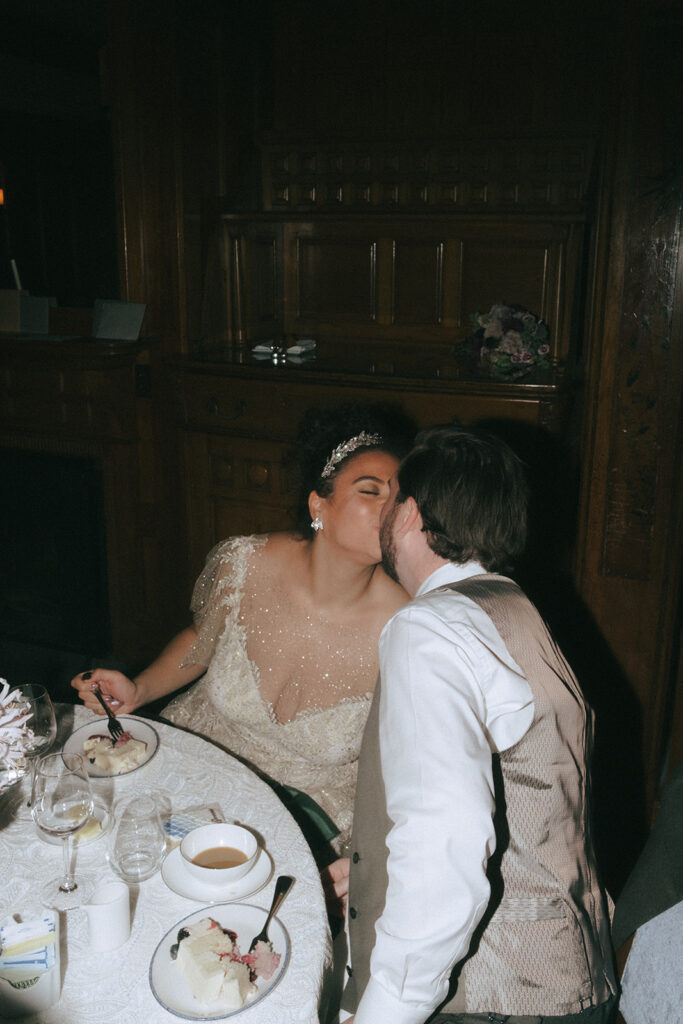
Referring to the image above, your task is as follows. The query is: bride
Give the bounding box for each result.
[72,403,412,862]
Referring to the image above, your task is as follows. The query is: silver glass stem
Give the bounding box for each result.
[59,834,78,893]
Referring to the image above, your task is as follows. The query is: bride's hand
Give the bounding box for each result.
[321,856,350,919]
[70,669,139,715]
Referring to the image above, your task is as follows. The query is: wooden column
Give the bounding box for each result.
[573,0,683,891]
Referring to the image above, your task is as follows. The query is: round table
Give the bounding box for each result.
[0,705,331,1023]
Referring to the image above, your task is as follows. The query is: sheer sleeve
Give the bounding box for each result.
[180,535,266,668]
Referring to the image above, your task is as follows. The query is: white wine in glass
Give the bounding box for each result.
[31,752,94,910]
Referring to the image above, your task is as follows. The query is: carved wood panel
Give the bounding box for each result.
[392,240,444,325]
[296,237,377,322]
[601,238,678,580]
[221,214,583,367]
[260,139,597,215]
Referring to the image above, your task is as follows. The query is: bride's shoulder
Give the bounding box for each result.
[209,533,268,566]
[251,531,308,569]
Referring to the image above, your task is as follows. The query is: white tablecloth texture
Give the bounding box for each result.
[0,705,331,1024]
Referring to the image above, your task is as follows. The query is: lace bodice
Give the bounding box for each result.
[163,535,377,844]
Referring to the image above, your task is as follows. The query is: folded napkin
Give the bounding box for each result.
[286,339,316,355]
[251,339,317,357]
[0,914,57,984]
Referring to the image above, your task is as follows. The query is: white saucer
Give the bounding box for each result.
[161,846,273,903]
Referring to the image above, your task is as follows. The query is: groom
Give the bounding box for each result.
[338,424,617,1024]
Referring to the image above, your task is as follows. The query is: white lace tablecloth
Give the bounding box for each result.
[0,706,331,1023]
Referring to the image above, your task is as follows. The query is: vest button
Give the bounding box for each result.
[352,851,360,863]
[349,906,357,919]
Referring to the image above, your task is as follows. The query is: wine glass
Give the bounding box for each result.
[20,684,57,760]
[19,685,57,808]
[31,752,94,910]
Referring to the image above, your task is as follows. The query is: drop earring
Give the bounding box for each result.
[311,516,323,532]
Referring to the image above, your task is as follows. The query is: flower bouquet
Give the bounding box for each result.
[0,680,34,795]
[455,304,551,381]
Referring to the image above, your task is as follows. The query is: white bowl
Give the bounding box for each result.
[180,823,258,886]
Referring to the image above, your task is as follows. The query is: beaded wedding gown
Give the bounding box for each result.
[163,535,377,849]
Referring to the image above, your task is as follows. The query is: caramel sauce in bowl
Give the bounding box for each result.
[180,823,258,885]
[191,845,248,869]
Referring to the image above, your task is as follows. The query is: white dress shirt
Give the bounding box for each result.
[354,561,535,1024]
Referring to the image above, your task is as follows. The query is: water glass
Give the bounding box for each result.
[108,793,166,883]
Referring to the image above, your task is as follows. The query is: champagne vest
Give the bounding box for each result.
[343,575,617,1018]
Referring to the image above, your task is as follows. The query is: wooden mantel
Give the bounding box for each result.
[0,333,184,672]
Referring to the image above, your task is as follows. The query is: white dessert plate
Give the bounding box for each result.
[62,716,159,777]
[162,847,273,904]
[35,795,111,847]
[149,902,290,1020]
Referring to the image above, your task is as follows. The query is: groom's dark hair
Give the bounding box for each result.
[396,424,528,573]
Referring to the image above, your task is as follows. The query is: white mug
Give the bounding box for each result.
[84,881,130,952]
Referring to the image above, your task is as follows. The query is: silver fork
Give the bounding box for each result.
[249,875,294,952]
[93,688,125,741]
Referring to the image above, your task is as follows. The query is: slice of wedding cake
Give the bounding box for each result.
[171,916,281,1010]
[172,918,255,1009]
[82,732,146,773]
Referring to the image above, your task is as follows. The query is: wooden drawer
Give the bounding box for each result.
[178,373,293,438]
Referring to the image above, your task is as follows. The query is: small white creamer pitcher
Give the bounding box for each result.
[84,881,130,952]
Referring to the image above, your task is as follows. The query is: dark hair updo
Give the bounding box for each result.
[294,401,416,537]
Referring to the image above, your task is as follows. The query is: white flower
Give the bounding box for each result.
[483,320,503,340]
[0,679,34,766]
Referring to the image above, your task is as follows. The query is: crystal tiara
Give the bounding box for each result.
[320,431,383,478]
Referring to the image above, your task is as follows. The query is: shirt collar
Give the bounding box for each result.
[416,560,486,598]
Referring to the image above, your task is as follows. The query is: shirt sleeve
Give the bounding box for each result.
[354,599,534,1024]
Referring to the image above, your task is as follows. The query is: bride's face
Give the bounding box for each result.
[311,450,399,564]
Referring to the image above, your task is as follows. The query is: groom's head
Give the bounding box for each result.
[381,424,529,579]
